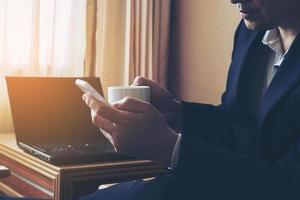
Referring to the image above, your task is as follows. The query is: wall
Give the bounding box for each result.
[169,0,240,104]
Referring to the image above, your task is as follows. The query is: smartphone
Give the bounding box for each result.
[75,79,115,147]
[75,79,107,103]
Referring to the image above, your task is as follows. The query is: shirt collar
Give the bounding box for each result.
[262,28,284,57]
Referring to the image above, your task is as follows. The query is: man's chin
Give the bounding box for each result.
[243,19,274,31]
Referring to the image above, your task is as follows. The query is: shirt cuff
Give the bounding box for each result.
[169,133,182,170]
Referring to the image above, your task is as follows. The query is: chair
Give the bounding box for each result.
[0,165,10,178]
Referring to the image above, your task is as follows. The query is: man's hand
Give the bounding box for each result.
[132,76,182,132]
[82,93,178,168]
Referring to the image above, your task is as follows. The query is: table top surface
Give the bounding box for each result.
[0,133,163,173]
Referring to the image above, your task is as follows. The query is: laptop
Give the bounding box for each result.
[6,77,129,165]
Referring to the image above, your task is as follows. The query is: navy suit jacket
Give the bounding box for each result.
[176,21,300,200]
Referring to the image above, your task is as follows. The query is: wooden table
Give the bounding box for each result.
[0,134,165,200]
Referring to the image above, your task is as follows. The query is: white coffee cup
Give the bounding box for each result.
[107,86,150,104]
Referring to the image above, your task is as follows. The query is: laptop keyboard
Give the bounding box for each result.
[32,141,114,153]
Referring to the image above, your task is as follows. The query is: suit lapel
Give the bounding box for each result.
[258,34,300,126]
[225,30,263,111]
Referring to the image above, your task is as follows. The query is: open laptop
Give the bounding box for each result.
[6,77,129,165]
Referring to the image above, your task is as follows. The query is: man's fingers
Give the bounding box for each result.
[83,93,125,124]
[112,97,150,113]
[91,110,118,134]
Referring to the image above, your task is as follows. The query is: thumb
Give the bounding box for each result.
[131,76,144,86]
[112,97,150,113]
[131,76,154,87]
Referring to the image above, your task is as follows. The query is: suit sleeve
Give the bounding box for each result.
[180,101,237,152]
[176,102,300,200]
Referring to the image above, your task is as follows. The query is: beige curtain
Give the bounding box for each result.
[85,0,172,97]
[125,0,171,86]
[85,0,127,98]
[85,0,97,77]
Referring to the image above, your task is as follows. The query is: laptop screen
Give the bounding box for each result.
[6,77,107,145]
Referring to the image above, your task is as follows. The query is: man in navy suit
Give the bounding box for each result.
[2,0,300,199]
[80,0,300,197]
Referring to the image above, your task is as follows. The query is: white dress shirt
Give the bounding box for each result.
[262,28,287,88]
